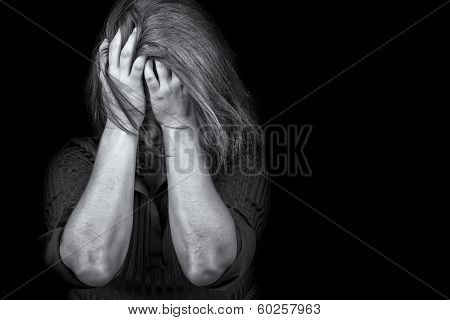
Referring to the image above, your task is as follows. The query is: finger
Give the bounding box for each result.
[99,52,116,107]
[171,71,181,87]
[155,60,170,89]
[99,39,108,75]
[108,29,121,73]
[144,60,159,93]
[120,27,137,75]
[130,55,147,80]
[99,39,109,66]
[99,40,112,94]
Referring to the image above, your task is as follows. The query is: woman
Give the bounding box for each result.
[43,0,270,299]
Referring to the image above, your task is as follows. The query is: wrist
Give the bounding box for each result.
[162,123,199,141]
[104,119,140,144]
[159,111,197,131]
[162,125,203,158]
[105,119,140,136]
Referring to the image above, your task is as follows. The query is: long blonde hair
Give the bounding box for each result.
[87,0,262,173]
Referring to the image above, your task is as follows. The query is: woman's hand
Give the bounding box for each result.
[144,60,195,128]
[100,28,147,132]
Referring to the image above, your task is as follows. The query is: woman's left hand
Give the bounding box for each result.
[144,60,195,128]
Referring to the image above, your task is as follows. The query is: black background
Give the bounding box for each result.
[0,0,449,299]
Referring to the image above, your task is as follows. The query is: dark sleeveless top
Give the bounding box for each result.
[42,137,270,299]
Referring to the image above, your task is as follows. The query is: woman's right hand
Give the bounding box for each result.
[99,28,147,132]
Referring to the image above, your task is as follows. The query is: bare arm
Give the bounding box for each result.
[60,125,137,286]
[144,61,237,286]
[164,127,237,286]
[60,29,147,286]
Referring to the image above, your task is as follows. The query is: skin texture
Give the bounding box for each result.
[60,29,237,287]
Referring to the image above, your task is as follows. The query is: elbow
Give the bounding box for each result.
[71,262,115,287]
[184,245,237,287]
[184,263,226,287]
[60,242,116,287]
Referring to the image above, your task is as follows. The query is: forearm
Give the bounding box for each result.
[60,121,137,286]
[163,127,237,286]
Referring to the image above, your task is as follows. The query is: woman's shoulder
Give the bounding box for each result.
[48,137,99,173]
[61,136,99,157]
[44,137,99,229]
[213,160,270,208]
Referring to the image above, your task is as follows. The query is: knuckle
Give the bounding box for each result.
[120,50,131,59]
[134,64,144,72]
[159,86,168,95]
[109,41,117,51]
[155,90,165,99]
